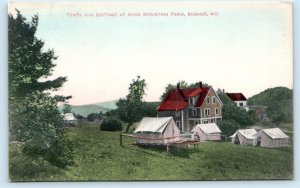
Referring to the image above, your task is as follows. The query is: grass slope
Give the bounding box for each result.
[9,125,293,181]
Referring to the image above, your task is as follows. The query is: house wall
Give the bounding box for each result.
[234,101,249,111]
[199,88,223,118]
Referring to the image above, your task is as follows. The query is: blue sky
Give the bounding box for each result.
[8,2,293,105]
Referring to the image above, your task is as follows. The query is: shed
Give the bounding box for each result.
[230,129,257,146]
[258,128,290,148]
[191,123,222,141]
[133,117,181,145]
[63,113,78,126]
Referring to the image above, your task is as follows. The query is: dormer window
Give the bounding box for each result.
[206,97,210,104]
[189,98,193,106]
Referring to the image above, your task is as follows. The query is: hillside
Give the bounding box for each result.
[59,100,118,117]
[248,87,293,124]
[9,125,293,181]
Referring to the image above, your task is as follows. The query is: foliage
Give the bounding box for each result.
[9,125,293,181]
[116,76,147,132]
[100,117,123,131]
[160,81,209,100]
[9,10,74,168]
[62,104,72,114]
[141,102,160,117]
[218,93,257,127]
[248,87,293,124]
[87,112,102,122]
[219,120,240,136]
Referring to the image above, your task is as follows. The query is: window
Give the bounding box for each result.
[204,108,210,116]
[212,96,216,104]
[189,98,194,106]
[192,109,197,117]
[176,121,181,130]
[203,120,209,124]
[175,110,180,117]
[239,102,243,106]
[206,97,210,104]
[215,108,219,115]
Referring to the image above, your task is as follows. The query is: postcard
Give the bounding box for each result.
[8,1,293,181]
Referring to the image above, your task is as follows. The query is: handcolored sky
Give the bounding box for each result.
[8,2,293,105]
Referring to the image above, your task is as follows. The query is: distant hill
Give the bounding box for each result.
[59,100,118,117]
[248,87,293,124]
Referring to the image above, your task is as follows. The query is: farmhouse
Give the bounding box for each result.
[257,128,290,148]
[133,117,181,145]
[191,123,222,141]
[63,113,78,126]
[157,82,223,132]
[230,129,258,146]
[226,93,249,111]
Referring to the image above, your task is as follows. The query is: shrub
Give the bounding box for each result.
[100,117,122,131]
[219,120,240,137]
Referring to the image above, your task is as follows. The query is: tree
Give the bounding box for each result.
[9,10,74,168]
[116,76,147,132]
[218,93,257,127]
[219,120,240,136]
[160,81,209,101]
[62,104,72,113]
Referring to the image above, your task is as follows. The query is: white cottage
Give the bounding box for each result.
[230,129,258,146]
[133,117,181,145]
[258,128,290,148]
[191,123,222,141]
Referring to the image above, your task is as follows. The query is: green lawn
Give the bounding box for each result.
[9,125,293,181]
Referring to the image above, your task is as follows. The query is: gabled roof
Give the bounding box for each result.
[261,128,289,139]
[230,129,257,139]
[226,93,247,101]
[157,87,210,111]
[134,117,175,133]
[192,123,221,134]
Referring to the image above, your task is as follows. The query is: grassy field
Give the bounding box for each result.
[9,125,293,181]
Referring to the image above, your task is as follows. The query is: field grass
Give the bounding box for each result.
[9,125,293,181]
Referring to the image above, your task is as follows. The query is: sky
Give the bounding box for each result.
[8,2,293,105]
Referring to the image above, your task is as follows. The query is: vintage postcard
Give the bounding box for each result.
[8,1,293,181]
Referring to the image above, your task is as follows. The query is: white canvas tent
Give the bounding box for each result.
[63,113,78,126]
[230,129,257,146]
[191,123,222,141]
[258,128,289,148]
[133,117,181,145]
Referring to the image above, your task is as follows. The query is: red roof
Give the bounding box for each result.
[226,93,247,101]
[157,87,210,111]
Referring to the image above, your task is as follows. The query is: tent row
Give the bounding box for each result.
[132,117,221,145]
[230,128,290,148]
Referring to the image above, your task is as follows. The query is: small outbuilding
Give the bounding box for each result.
[257,128,290,148]
[63,113,78,126]
[191,123,222,141]
[230,129,258,146]
[133,117,181,145]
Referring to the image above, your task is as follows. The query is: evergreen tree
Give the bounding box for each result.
[9,10,74,168]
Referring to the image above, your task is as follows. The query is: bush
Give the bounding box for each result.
[100,117,122,131]
[219,120,240,137]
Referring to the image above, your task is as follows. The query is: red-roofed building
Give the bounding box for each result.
[157,82,223,132]
[226,93,249,111]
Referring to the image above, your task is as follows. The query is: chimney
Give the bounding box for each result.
[177,82,188,102]
[199,81,203,88]
[223,89,225,93]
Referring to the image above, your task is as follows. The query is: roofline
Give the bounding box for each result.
[208,87,224,106]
